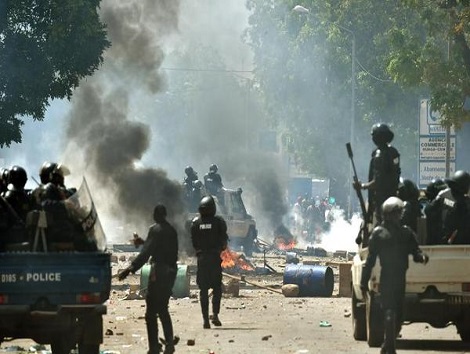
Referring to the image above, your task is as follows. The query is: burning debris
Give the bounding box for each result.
[273,223,297,251]
[221,248,255,273]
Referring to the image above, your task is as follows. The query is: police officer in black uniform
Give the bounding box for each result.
[204,164,223,196]
[361,197,428,354]
[0,168,9,194]
[118,204,178,354]
[354,123,401,226]
[397,179,421,233]
[2,165,31,222]
[191,195,228,329]
[433,170,470,244]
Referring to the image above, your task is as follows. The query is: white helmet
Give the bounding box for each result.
[382,197,404,215]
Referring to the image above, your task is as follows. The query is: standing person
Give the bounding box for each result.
[191,195,228,329]
[118,204,178,354]
[354,123,401,226]
[397,179,421,233]
[423,178,447,245]
[361,197,429,354]
[203,164,223,196]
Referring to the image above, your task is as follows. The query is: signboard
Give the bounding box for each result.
[419,136,455,160]
[419,161,455,186]
[418,99,456,188]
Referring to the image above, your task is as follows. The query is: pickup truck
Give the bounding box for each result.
[0,179,111,354]
[351,225,470,347]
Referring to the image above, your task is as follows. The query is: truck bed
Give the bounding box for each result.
[0,252,111,308]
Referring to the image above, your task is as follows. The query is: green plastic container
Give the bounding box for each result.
[140,264,190,298]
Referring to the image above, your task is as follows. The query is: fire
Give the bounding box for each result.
[274,236,297,251]
[221,249,254,271]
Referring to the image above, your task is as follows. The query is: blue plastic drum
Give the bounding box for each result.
[283,264,334,297]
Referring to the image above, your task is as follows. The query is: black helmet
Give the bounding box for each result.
[446,170,470,195]
[153,204,167,222]
[382,196,404,215]
[371,123,394,145]
[425,178,446,201]
[0,168,9,184]
[39,161,55,184]
[209,164,218,173]
[185,166,194,175]
[9,165,27,189]
[198,195,216,217]
[397,179,419,201]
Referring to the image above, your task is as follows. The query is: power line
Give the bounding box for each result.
[355,58,392,83]
[161,67,253,74]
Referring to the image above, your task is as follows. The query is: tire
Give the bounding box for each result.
[51,339,72,354]
[78,343,100,354]
[366,293,384,348]
[352,290,367,341]
[456,311,470,342]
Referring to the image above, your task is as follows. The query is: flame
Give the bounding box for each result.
[221,249,254,271]
[274,237,297,251]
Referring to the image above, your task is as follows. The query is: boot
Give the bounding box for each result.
[203,314,211,329]
[163,344,175,354]
[211,314,222,327]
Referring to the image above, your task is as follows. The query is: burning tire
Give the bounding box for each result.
[366,292,384,347]
[352,289,367,341]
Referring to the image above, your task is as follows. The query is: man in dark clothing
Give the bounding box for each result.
[426,170,470,245]
[204,164,223,196]
[354,123,401,226]
[118,204,178,354]
[191,195,228,329]
[361,197,428,354]
[423,178,447,245]
[397,179,421,233]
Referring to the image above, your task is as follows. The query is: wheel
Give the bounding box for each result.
[366,292,384,347]
[456,311,470,342]
[352,289,367,341]
[51,339,72,354]
[78,343,100,354]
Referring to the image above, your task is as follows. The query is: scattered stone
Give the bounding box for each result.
[187,339,196,346]
[261,335,272,341]
[282,284,300,297]
[105,329,114,335]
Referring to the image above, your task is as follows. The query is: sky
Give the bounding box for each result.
[0,0,361,252]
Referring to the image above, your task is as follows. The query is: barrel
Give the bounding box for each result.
[140,264,190,298]
[283,264,334,297]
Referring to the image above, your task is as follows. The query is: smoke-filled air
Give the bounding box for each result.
[1,0,368,253]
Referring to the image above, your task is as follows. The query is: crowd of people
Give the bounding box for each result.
[289,194,335,243]
[0,162,96,252]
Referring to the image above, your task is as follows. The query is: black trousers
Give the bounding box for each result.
[380,275,406,354]
[145,265,176,352]
[197,253,222,320]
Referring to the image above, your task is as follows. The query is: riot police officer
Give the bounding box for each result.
[2,165,31,222]
[427,170,470,244]
[204,164,223,196]
[118,204,178,354]
[0,168,9,194]
[354,123,401,225]
[191,195,228,329]
[361,197,428,354]
[397,179,420,232]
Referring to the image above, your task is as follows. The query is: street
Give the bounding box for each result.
[2,252,470,354]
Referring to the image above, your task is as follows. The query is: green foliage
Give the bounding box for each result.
[0,0,110,147]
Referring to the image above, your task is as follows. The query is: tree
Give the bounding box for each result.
[388,0,470,127]
[0,0,110,147]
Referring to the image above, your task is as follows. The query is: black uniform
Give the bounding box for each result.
[126,210,178,354]
[361,222,427,353]
[191,213,228,328]
[204,171,223,195]
[368,145,401,223]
